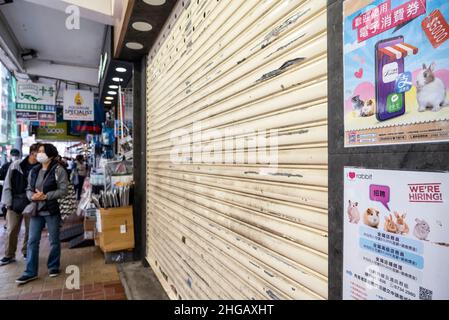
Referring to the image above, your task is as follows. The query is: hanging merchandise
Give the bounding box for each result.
[104,159,133,192]
[101,124,115,146]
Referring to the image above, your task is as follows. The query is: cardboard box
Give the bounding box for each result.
[98,206,134,253]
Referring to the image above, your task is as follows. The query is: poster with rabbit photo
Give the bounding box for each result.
[343,167,449,300]
[343,0,449,147]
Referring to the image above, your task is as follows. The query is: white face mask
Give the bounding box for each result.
[11,156,20,161]
[37,153,49,164]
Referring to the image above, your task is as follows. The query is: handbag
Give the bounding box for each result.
[22,201,37,217]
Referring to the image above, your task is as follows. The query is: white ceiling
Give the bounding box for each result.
[0,0,112,86]
[1,0,105,68]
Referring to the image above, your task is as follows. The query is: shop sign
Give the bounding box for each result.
[63,90,94,121]
[343,167,449,300]
[16,82,56,105]
[16,111,38,121]
[343,0,449,147]
[16,104,56,123]
[35,122,81,141]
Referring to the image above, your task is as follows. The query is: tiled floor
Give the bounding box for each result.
[0,217,127,300]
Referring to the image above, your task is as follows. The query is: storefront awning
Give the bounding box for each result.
[380,42,418,60]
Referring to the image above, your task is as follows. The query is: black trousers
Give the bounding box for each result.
[76,175,86,200]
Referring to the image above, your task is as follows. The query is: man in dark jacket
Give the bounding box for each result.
[0,144,40,266]
[0,149,21,217]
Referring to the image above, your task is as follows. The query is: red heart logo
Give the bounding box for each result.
[349,172,356,180]
[355,68,363,79]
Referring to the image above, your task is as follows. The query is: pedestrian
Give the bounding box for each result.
[73,155,88,200]
[0,149,21,181]
[0,149,21,218]
[0,144,40,265]
[15,143,68,285]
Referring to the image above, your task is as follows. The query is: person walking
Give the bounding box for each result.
[73,155,88,200]
[0,149,21,219]
[15,144,68,285]
[0,149,21,181]
[0,144,40,265]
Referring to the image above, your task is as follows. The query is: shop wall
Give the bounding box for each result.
[133,56,147,262]
[327,0,449,300]
[146,0,329,300]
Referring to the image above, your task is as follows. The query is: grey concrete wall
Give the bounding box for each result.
[327,0,449,300]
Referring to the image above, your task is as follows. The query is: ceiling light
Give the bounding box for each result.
[143,0,166,5]
[126,42,144,50]
[105,97,114,101]
[109,85,119,89]
[104,101,112,105]
[112,77,123,82]
[132,22,153,32]
[116,67,127,73]
[108,91,117,95]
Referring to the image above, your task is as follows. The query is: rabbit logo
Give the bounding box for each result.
[416,62,449,112]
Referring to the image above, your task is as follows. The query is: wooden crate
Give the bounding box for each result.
[98,206,134,253]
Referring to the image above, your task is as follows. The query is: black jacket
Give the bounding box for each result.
[0,157,37,213]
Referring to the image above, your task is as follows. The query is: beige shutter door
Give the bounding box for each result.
[146,0,328,300]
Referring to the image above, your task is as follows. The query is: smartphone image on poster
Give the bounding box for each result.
[375,36,406,122]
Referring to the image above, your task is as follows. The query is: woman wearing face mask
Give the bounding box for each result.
[16,144,68,285]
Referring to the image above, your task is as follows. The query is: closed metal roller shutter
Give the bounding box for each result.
[146,0,328,300]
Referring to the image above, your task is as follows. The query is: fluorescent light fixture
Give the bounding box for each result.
[105,97,114,101]
[109,85,119,89]
[116,67,127,73]
[132,22,153,32]
[104,101,112,105]
[107,91,117,95]
[143,0,166,5]
[126,42,144,50]
[112,77,123,82]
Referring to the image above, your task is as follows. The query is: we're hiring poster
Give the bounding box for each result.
[343,168,449,300]
[343,0,449,147]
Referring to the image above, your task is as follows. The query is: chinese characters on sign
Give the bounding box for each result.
[343,0,449,147]
[344,168,449,300]
[16,82,56,105]
[16,104,56,124]
[354,0,427,43]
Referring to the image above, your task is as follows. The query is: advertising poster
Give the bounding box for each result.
[343,167,449,300]
[63,90,94,121]
[343,0,449,147]
[16,82,56,105]
[35,122,82,142]
[16,104,56,124]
